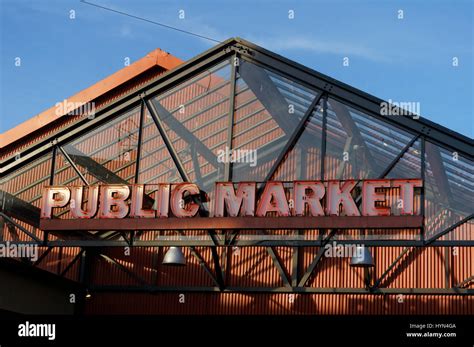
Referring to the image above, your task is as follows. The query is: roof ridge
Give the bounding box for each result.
[0,48,183,149]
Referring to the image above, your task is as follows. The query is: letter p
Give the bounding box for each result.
[41,186,71,218]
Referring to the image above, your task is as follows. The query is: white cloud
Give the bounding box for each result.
[167,17,390,63]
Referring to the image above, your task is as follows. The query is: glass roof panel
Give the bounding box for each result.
[273,102,324,181]
[62,106,141,184]
[424,142,474,239]
[1,152,52,209]
[386,138,422,179]
[325,98,415,180]
[138,107,183,185]
[151,60,232,194]
[231,60,319,182]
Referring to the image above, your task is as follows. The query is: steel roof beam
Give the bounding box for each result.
[329,99,379,178]
[2,238,473,247]
[2,37,472,178]
[148,99,219,170]
[0,190,41,228]
[297,229,337,287]
[262,93,324,184]
[457,275,474,289]
[237,60,306,136]
[99,253,149,286]
[61,145,124,184]
[371,247,412,290]
[425,141,454,205]
[424,214,473,245]
[209,230,225,289]
[0,212,41,243]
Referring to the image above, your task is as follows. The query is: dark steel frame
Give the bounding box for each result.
[1,38,472,296]
[88,285,473,295]
[2,38,471,175]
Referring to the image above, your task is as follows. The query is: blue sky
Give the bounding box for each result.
[1,0,472,137]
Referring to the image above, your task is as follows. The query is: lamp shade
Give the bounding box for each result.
[350,245,374,267]
[162,247,186,266]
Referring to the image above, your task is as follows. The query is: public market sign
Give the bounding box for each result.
[40,180,423,231]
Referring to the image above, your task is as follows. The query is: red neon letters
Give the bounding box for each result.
[41,179,422,219]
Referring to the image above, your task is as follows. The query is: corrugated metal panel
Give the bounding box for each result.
[84,293,473,315]
[79,85,472,314]
[1,52,472,316]
[229,246,284,288]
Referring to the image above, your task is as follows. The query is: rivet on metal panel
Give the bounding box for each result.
[323,83,333,92]
[421,126,431,135]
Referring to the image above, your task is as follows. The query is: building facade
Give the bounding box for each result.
[0,38,472,314]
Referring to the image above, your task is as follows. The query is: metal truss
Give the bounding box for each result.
[1,38,471,175]
[0,38,472,296]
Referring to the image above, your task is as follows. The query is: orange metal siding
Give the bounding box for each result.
[84,293,473,315]
[0,66,166,160]
[1,56,472,316]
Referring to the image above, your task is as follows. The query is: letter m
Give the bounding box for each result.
[214,182,256,217]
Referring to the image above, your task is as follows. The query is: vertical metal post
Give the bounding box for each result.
[50,144,57,185]
[0,192,4,243]
[0,216,4,242]
[292,149,306,287]
[57,247,63,275]
[134,100,145,184]
[321,94,328,180]
[75,249,91,315]
[131,100,146,244]
[222,54,238,284]
[221,232,228,284]
[45,144,57,244]
[420,136,426,243]
[292,232,300,287]
[224,53,238,181]
[368,247,375,287]
[78,250,88,285]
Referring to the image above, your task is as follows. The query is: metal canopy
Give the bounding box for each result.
[0,38,472,296]
[1,37,472,174]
